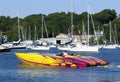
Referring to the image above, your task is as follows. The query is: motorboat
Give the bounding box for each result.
[15,52,108,68]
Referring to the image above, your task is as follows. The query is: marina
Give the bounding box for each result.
[0,0,120,82]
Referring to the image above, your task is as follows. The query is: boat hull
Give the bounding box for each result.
[0,48,11,53]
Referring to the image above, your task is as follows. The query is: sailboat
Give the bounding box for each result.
[57,1,74,51]
[102,21,118,49]
[2,14,26,50]
[24,26,33,48]
[57,3,99,52]
[30,14,51,51]
[11,14,26,49]
[69,5,99,52]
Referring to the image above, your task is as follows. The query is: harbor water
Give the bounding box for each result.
[0,48,120,82]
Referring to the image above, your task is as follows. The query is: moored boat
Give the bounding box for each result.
[0,45,11,53]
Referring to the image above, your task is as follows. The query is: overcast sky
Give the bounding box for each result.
[0,0,119,18]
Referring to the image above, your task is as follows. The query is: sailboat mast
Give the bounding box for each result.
[90,12,98,45]
[44,17,48,38]
[34,25,37,40]
[17,14,21,39]
[71,0,74,36]
[109,21,112,43]
[115,24,118,44]
[87,5,90,46]
[21,26,25,41]
[82,21,86,45]
[28,26,31,40]
[41,14,44,39]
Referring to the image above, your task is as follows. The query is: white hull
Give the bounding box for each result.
[70,45,99,52]
[57,46,71,51]
[101,45,118,49]
[30,46,50,50]
[11,45,26,49]
[2,42,26,49]
[57,44,99,52]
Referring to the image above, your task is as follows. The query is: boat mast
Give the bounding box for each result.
[17,13,21,40]
[28,26,31,40]
[90,11,98,45]
[115,24,118,45]
[41,14,44,39]
[34,25,38,40]
[87,5,90,46]
[109,21,112,43]
[71,0,74,37]
[82,21,86,44]
[21,26,25,41]
[43,16,48,38]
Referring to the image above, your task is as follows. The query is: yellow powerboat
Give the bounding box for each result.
[16,53,64,66]
[15,52,108,68]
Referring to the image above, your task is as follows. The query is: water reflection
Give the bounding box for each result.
[16,64,120,82]
[17,64,60,77]
[16,63,120,81]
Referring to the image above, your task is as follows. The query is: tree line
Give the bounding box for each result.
[0,9,120,43]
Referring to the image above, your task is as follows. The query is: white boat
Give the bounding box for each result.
[11,40,26,49]
[57,41,99,52]
[101,44,118,49]
[1,40,26,49]
[1,43,12,48]
[70,42,99,52]
[101,22,119,49]
[30,46,50,50]
[29,43,56,51]
[9,14,26,49]
[0,45,11,52]
[69,5,98,52]
[71,46,99,52]
[57,45,71,51]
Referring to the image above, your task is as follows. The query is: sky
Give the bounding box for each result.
[0,0,120,18]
